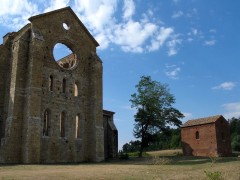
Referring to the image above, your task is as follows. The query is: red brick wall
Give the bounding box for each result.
[181,123,218,156]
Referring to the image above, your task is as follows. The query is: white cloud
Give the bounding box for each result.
[167,36,182,56]
[192,28,198,35]
[44,0,70,12]
[148,27,174,52]
[186,8,198,18]
[0,0,40,29]
[172,11,183,19]
[122,0,135,20]
[183,112,193,119]
[212,82,236,90]
[165,64,181,79]
[204,40,216,46]
[114,21,158,53]
[0,0,180,54]
[222,103,240,119]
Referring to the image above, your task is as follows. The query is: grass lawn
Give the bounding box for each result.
[0,150,239,180]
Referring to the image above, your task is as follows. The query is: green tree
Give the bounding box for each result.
[122,140,141,153]
[130,76,184,157]
[229,117,240,151]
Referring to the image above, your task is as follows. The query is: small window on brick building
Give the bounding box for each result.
[43,109,50,136]
[49,75,53,91]
[62,78,66,93]
[74,82,78,97]
[196,131,199,139]
[60,111,66,137]
[76,114,80,138]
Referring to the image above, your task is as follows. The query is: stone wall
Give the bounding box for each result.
[103,110,118,159]
[0,7,106,163]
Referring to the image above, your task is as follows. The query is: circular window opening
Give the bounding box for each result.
[53,43,77,69]
[63,23,70,30]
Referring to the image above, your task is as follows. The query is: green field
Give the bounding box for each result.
[0,150,239,180]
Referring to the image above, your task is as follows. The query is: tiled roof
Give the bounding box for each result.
[181,115,223,127]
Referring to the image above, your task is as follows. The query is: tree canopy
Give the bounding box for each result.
[130,76,184,156]
[229,117,240,151]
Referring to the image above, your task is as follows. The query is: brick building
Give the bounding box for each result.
[181,115,232,157]
[0,7,117,163]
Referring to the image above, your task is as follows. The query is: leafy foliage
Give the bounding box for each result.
[122,128,181,152]
[130,76,184,156]
[118,150,129,160]
[229,117,240,151]
[204,171,223,180]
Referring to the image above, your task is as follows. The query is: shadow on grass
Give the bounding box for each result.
[104,153,240,166]
[0,153,239,167]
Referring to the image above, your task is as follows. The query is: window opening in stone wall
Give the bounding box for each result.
[76,114,80,138]
[62,78,66,93]
[53,43,77,69]
[43,109,50,136]
[63,23,70,30]
[60,111,66,137]
[74,82,78,96]
[49,75,53,91]
[196,131,199,139]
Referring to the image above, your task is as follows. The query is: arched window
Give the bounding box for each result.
[62,78,66,93]
[76,114,80,138]
[49,75,53,91]
[74,82,78,97]
[43,109,50,136]
[60,111,66,137]
[196,131,199,139]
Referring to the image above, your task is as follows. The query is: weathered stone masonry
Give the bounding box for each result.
[0,7,117,163]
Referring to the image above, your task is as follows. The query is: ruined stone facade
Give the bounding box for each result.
[181,115,232,157]
[103,110,118,159]
[0,7,117,163]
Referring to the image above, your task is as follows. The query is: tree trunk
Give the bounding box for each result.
[139,136,145,157]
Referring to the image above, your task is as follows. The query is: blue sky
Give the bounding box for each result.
[1,0,240,149]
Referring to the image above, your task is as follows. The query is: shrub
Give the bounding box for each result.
[204,171,223,180]
[118,151,129,160]
[231,135,240,151]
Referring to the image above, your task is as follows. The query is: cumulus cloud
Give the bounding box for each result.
[222,103,240,119]
[114,21,158,53]
[44,0,70,12]
[122,0,135,20]
[212,82,236,90]
[0,0,40,29]
[165,64,181,79]
[0,0,180,54]
[148,27,174,52]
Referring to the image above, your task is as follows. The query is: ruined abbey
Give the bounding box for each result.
[0,7,118,163]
